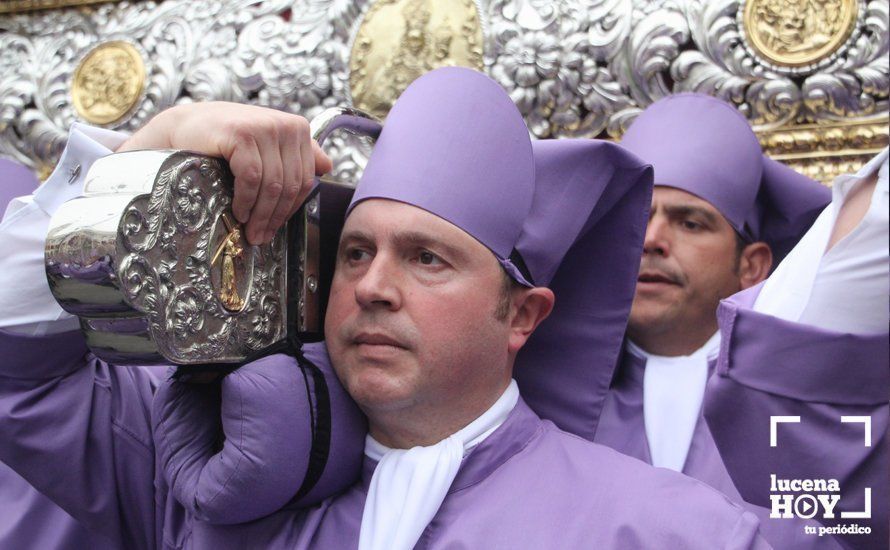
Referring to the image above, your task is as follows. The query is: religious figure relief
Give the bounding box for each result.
[71,41,145,125]
[211,214,246,312]
[349,0,483,119]
[743,0,858,67]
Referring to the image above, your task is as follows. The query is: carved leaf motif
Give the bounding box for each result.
[0,0,886,166]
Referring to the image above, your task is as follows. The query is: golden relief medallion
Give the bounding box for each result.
[743,0,859,67]
[349,0,484,119]
[72,41,146,125]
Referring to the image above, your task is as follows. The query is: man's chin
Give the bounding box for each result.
[628,304,679,335]
[341,365,416,410]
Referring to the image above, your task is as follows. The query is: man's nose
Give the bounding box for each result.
[642,215,671,257]
[354,255,402,310]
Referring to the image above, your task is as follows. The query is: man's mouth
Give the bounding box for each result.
[353,332,408,349]
[637,271,680,285]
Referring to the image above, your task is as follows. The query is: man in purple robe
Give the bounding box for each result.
[0,68,770,548]
[705,148,888,549]
[0,158,119,549]
[515,94,887,549]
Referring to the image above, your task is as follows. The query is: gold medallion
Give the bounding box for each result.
[72,41,146,125]
[743,0,858,67]
[349,0,484,119]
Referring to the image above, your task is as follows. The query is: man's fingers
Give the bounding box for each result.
[228,131,263,225]
[155,103,319,243]
[273,120,303,237]
[246,127,286,245]
[265,155,301,242]
[313,141,332,175]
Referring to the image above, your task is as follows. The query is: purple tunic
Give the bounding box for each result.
[0,462,118,549]
[705,284,889,550]
[0,329,772,549]
[0,328,362,549]
[595,347,841,549]
[0,157,121,549]
[190,399,769,550]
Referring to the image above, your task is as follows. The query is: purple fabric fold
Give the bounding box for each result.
[715,285,889,406]
[514,140,653,440]
[705,286,889,549]
[0,329,89,379]
[151,345,366,524]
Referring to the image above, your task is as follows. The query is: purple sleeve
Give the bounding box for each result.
[0,329,165,550]
[152,343,366,524]
[705,287,889,549]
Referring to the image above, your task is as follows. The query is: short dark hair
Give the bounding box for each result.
[494,269,523,321]
[732,231,748,273]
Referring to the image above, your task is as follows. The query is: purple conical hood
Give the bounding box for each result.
[620,93,829,263]
[349,67,535,281]
[514,139,653,438]
[0,158,38,212]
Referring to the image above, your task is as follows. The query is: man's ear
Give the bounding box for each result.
[739,241,772,290]
[507,287,555,354]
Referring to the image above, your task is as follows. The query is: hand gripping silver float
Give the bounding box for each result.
[44,107,382,366]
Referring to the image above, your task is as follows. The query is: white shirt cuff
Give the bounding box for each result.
[0,123,130,336]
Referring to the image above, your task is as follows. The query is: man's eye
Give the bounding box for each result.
[418,251,442,266]
[346,248,370,262]
[681,220,702,231]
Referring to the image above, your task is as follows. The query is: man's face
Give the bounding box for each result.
[324,199,512,421]
[628,187,743,347]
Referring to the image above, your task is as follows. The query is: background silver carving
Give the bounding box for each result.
[0,0,887,176]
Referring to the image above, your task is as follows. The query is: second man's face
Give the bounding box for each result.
[324,199,513,433]
[628,187,744,347]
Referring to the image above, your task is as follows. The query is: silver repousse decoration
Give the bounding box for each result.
[44,150,289,364]
[42,106,380,366]
[0,0,887,179]
[115,154,287,362]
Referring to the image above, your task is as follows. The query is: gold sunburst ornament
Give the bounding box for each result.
[743,0,858,68]
[72,41,146,125]
[349,0,484,119]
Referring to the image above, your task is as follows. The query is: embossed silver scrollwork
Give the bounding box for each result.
[614,0,887,131]
[0,0,886,168]
[486,0,635,137]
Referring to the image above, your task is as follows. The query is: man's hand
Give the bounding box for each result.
[118,102,333,245]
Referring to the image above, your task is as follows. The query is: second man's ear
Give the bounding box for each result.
[739,241,772,290]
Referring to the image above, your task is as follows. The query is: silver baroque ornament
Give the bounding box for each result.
[45,150,289,365]
[0,0,886,172]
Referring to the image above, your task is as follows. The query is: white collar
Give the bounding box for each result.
[359,380,519,550]
[627,331,721,363]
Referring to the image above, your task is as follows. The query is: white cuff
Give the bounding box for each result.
[0,124,130,335]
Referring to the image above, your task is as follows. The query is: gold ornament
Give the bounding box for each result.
[757,119,889,184]
[743,0,858,67]
[211,214,247,312]
[0,0,123,14]
[71,40,145,125]
[349,0,484,119]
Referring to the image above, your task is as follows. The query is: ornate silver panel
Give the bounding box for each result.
[45,150,289,364]
[0,0,887,183]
